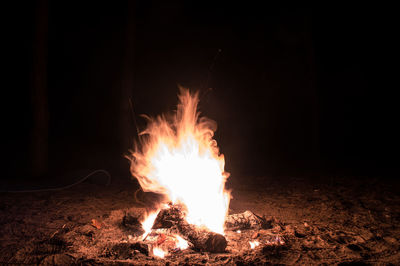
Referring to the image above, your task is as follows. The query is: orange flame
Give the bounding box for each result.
[129,89,230,234]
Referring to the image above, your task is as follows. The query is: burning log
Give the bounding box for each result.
[152,205,184,229]
[151,204,227,253]
[178,220,227,253]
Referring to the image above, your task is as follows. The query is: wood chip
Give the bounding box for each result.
[91,219,102,229]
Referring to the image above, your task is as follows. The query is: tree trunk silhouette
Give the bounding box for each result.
[119,1,136,175]
[30,0,48,177]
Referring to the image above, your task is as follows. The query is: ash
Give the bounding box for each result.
[0,176,399,265]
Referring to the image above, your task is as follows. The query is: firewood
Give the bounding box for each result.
[225,210,270,230]
[152,204,227,253]
[122,213,145,236]
[178,220,227,253]
[152,204,185,229]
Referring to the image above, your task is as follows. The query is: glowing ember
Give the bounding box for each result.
[151,233,189,257]
[129,89,230,234]
[249,240,260,249]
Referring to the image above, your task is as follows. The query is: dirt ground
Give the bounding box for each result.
[0,174,399,265]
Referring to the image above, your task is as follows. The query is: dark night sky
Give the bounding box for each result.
[1,2,399,182]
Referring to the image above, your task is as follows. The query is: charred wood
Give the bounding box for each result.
[178,220,227,253]
[225,210,271,230]
[152,204,185,229]
[152,204,227,253]
[122,213,145,236]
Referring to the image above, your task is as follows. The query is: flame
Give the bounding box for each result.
[129,89,230,234]
[249,240,260,249]
[175,235,189,250]
[151,234,189,258]
[152,247,166,258]
[141,210,159,238]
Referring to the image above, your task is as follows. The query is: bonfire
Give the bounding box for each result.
[126,89,284,258]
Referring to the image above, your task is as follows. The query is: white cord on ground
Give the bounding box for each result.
[1,169,111,193]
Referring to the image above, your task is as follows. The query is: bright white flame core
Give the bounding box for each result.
[152,247,166,258]
[141,211,159,237]
[175,235,189,250]
[130,89,230,234]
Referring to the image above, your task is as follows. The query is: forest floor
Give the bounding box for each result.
[1,173,399,265]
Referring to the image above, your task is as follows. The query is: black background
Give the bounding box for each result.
[2,1,398,185]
